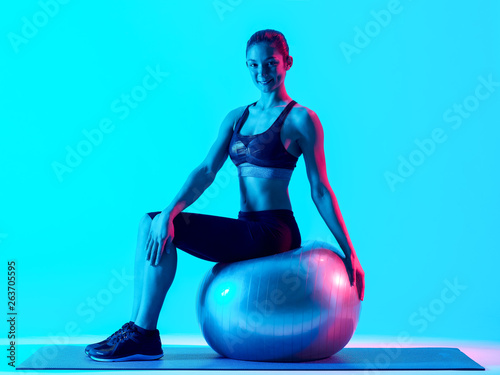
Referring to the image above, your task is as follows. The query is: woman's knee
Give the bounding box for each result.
[139,213,154,233]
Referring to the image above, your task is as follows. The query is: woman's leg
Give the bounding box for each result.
[130,214,160,323]
[132,209,301,330]
[132,214,178,330]
[169,210,300,262]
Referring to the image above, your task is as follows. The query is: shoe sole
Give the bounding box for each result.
[85,323,134,357]
[89,353,163,361]
[85,346,100,357]
[85,342,108,357]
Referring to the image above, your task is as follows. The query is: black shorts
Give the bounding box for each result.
[146,209,301,263]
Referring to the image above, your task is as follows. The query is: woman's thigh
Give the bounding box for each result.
[146,210,301,263]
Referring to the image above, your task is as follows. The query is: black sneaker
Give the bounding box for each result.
[88,324,163,362]
[84,321,134,356]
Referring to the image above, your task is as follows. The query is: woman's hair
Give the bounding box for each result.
[246,29,289,62]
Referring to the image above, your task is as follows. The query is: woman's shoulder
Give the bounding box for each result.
[228,103,252,131]
[231,104,249,117]
[289,101,320,132]
[290,101,316,115]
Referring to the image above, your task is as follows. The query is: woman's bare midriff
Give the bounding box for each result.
[234,102,303,213]
[239,177,293,212]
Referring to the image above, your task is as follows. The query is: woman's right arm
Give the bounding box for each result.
[162,166,215,218]
[161,107,241,218]
[146,108,242,265]
[147,167,212,265]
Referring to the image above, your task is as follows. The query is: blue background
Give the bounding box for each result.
[1,0,499,346]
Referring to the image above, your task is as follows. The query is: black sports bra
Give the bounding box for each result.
[228,100,299,180]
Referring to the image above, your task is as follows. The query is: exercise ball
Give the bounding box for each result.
[196,240,362,362]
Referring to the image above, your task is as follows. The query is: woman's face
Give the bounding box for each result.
[246,42,290,93]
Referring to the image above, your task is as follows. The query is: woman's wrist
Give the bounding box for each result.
[162,203,184,218]
[342,245,356,259]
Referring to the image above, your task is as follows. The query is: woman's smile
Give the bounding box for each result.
[259,78,273,86]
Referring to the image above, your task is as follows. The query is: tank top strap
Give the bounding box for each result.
[273,100,297,131]
[234,100,296,133]
[234,102,257,133]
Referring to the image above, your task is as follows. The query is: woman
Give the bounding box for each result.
[85,29,365,362]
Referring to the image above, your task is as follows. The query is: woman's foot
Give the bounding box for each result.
[84,321,134,356]
[88,323,163,362]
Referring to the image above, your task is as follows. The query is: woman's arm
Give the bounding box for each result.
[312,185,356,258]
[162,166,215,217]
[146,108,239,266]
[295,109,355,257]
[146,166,214,266]
[295,108,364,300]
[162,108,239,217]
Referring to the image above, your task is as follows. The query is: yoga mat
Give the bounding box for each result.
[17,345,485,371]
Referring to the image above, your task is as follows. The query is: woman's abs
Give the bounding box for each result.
[239,177,292,212]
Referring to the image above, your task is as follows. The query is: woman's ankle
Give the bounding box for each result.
[134,318,156,331]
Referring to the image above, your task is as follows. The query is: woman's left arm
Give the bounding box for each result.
[295,108,365,301]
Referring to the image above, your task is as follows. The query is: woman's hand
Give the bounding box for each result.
[145,212,174,266]
[342,251,365,301]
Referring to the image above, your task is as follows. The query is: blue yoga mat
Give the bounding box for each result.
[17,345,485,371]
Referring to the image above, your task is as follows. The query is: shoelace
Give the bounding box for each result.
[104,322,132,342]
[108,326,139,345]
